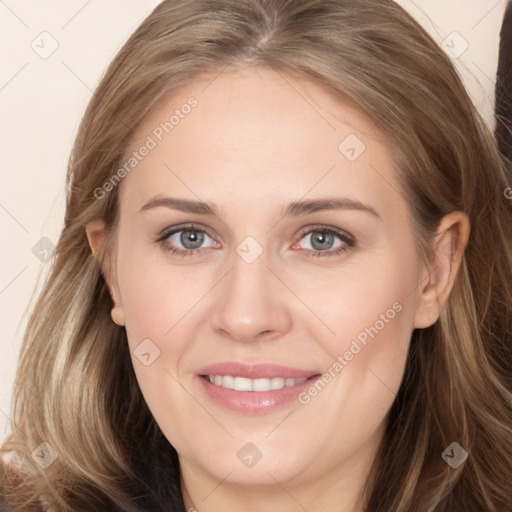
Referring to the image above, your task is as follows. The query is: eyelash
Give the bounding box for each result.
[155,223,356,258]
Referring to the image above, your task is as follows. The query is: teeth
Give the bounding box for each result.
[206,375,308,391]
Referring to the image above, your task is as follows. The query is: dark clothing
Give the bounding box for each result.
[495,2,512,161]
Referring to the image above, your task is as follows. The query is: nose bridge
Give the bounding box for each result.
[210,236,291,341]
[229,238,270,298]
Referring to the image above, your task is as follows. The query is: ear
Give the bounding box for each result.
[413,211,470,329]
[85,219,125,326]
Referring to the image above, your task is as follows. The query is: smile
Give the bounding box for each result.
[204,375,308,391]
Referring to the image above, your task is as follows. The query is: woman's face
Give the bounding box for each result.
[101,66,431,500]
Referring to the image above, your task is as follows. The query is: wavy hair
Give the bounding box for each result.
[1,1,511,510]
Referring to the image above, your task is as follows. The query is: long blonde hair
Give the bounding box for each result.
[2,1,511,510]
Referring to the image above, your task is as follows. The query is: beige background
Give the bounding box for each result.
[0,0,508,441]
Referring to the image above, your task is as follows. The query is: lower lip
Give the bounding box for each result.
[197,375,320,414]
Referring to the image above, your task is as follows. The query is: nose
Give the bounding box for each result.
[210,245,292,343]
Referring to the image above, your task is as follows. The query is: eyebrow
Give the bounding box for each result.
[139,196,381,219]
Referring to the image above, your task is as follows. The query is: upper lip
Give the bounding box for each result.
[197,362,319,379]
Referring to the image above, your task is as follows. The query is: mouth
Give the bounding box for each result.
[195,362,321,414]
[200,374,319,391]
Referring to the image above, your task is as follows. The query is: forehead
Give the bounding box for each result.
[118,66,403,217]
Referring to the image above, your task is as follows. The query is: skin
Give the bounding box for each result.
[86,66,469,512]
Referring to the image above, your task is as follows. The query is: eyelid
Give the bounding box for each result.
[156,222,218,242]
[295,224,356,245]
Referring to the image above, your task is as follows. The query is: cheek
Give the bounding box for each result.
[116,258,198,443]
[289,250,417,356]
[115,231,205,343]
[286,271,415,471]
[291,251,417,418]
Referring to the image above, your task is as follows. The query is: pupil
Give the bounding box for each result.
[181,230,204,249]
[312,231,333,250]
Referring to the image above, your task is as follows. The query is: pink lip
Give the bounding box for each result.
[197,362,317,379]
[195,362,321,415]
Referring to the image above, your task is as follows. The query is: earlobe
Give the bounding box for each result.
[111,303,126,326]
[413,211,470,329]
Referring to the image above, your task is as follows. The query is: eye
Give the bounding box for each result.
[294,226,356,257]
[155,223,356,258]
[156,224,218,256]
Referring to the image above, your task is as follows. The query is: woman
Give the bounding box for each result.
[1,1,511,511]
